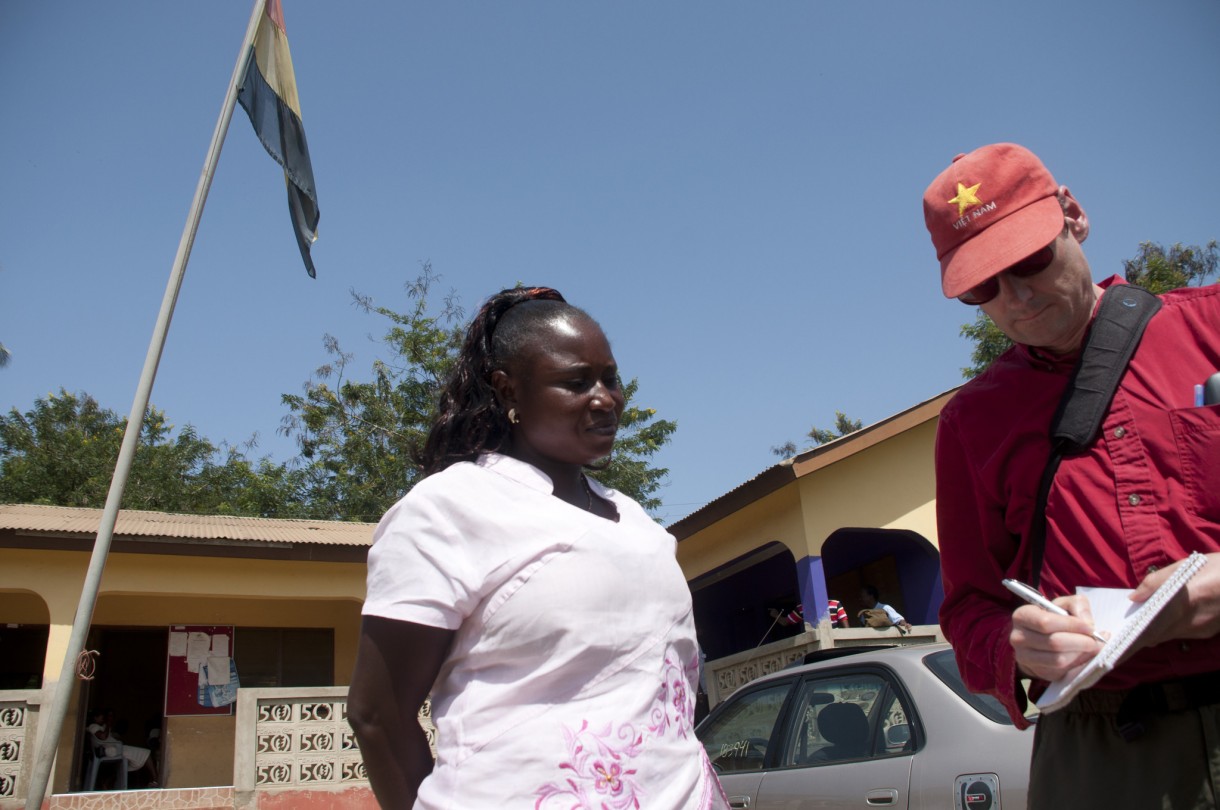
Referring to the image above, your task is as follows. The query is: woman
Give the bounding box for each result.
[348,287,726,809]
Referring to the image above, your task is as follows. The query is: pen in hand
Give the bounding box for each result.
[1002,578,1108,644]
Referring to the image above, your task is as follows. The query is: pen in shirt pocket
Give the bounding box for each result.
[1202,372,1220,406]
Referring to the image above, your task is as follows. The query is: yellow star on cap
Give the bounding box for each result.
[948,182,983,217]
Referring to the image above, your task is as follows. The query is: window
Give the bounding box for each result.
[923,648,1018,725]
[698,681,792,773]
[783,671,914,766]
[234,628,333,688]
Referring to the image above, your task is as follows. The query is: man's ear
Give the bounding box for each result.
[490,369,515,410]
[1059,185,1090,243]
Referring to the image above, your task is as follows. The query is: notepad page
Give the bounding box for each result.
[1080,552,1206,666]
[1077,587,1142,667]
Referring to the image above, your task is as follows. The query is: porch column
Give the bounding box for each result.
[794,555,829,626]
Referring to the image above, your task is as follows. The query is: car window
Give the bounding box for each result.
[922,648,1021,725]
[783,671,914,767]
[699,681,791,773]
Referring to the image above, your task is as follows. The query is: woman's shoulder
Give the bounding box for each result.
[378,454,551,531]
[398,458,498,505]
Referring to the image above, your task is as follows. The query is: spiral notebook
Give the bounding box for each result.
[1036,551,1208,713]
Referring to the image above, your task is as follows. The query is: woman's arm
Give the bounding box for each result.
[348,615,455,810]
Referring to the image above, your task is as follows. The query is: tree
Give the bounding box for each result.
[280,269,464,522]
[1122,240,1218,294]
[961,239,1218,378]
[959,312,1012,379]
[281,267,679,519]
[808,411,864,446]
[771,410,863,457]
[0,389,311,517]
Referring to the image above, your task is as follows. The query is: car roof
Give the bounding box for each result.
[752,641,953,686]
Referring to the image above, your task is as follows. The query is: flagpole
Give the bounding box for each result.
[23,1,267,805]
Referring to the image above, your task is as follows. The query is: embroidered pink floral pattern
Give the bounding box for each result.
[535,719,644,809]
[648,651,696,739]
[536,647,702,809]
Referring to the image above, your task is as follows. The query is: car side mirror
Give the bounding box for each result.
[885,723,911,747]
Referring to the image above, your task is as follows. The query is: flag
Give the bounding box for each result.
[237,0,319,277]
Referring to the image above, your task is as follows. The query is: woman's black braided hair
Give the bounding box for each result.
[417,286,593,475]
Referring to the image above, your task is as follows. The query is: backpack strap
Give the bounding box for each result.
[1028,285,1162,587]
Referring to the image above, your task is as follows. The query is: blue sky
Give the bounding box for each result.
[2,1,1218,524]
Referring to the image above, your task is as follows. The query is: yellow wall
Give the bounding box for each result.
[797,420,939,547]
[676,485,803,579]
[165,714,237,788]
[0,590,50,622]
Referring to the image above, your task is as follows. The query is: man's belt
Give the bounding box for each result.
[1115,672,1219,741]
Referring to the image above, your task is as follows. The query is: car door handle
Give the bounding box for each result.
[728,796,751,809]
[865,788,898,805]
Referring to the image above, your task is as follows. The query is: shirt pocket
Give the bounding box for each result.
[1171,404,1220,522]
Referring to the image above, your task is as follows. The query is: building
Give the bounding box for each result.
[0,504,374,806]
[672,390,954,704]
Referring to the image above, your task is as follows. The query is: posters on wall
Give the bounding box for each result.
[164,626,238,716]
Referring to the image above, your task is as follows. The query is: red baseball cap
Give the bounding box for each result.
[923,143,1064,299]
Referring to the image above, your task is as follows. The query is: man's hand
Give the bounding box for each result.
[1009,595,1104,681]
[1131,553,1220,648]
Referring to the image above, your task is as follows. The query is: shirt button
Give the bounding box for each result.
[1128,493,1141,506]
[1147,565,1159,574]
[1181,642,1191,653]
[1113,426,1126,439]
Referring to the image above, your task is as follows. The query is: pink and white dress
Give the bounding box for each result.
[363,453,728,810]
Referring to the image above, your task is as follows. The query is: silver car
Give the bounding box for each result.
[696,643,1033,809]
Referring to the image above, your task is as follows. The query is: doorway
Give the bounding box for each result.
[76,627,168,790]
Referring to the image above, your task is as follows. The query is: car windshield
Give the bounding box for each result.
[922,648,1019,725]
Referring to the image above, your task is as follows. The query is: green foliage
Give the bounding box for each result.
[0,342,9,368]
[808,411,863,446]
[960,239,1219,379]
[281,267,679,519]
[1123,240,1218,293]
[0,390,311,516]
[959,312,1013,379]
[771,411,863,457]
[770,440,798,458]
[279,268,465,521]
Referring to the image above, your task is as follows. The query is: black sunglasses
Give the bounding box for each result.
[958,240,1058,305]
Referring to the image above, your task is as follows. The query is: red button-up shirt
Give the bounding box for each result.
[936,277,1220,726]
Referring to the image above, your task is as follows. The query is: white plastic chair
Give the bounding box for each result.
[84,738,128,791]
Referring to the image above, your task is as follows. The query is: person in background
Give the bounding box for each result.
[86,708,158,788]
[827,598,849,629]
[859,585,912,632]
[922,142,1220,808]
[769,603,805,627]
[347,287,728,809]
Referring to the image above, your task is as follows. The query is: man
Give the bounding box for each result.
[923,142,1220,807]
[858,585,912,632]
[827,598,849,629]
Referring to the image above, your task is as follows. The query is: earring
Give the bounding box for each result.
[508,408,519,425]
